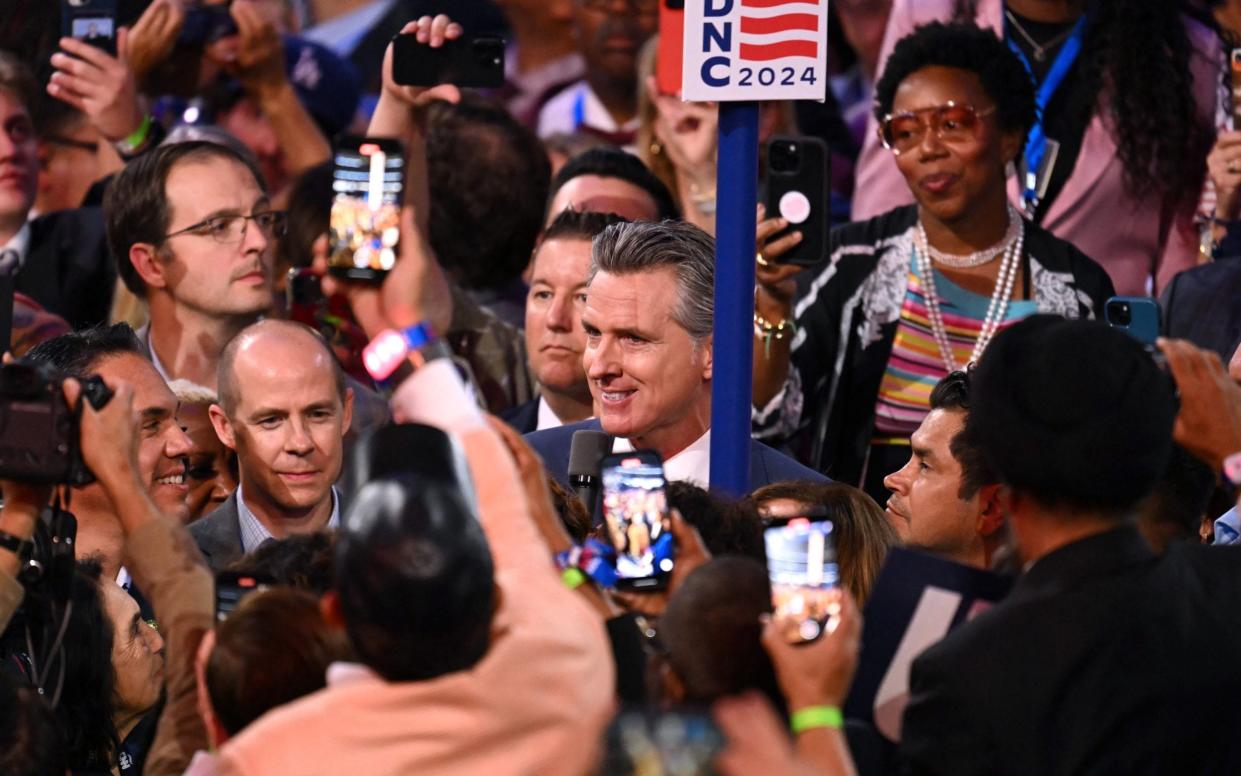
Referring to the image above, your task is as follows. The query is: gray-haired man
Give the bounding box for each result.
[526,220,823,490]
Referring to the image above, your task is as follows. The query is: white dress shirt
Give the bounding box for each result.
[613,428,712,489]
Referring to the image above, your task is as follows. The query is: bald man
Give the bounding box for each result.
[190,320,354,571]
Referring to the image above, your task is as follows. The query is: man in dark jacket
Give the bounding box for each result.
[899,317,1241,775]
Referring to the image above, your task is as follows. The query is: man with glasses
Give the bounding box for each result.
[105,140,286,391]
[536,0,658,150]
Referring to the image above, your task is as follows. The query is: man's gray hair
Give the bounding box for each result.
[588,220,714,342]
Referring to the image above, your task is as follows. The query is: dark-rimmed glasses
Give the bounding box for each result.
[163,211,288,244]
[878,102,997,155]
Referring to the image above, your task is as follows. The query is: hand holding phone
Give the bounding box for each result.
[600,451,676,591]
[764,519,842,643]
[392,33,505,89]
[762,136,828,267]
[62,0,118,54]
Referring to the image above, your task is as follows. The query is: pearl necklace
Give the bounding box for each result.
[918,205,1022,268]
[914,216,1025,373]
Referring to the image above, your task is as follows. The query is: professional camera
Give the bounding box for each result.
[0,361,113,485]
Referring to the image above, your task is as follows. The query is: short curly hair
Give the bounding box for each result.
[873,22,1036,151]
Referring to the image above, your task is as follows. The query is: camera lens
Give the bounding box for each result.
[1107,301,1132,327]
[769,142,800,174]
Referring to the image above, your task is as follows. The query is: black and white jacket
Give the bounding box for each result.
[753,204,1116,484]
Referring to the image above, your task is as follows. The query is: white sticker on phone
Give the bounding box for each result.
[779,191,811,224]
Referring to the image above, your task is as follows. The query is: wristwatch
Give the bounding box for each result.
[362,321,451,381]
[0,529,31,555]
[1223,451,1241,490]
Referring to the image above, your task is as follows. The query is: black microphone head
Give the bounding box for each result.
[568,430,612,479]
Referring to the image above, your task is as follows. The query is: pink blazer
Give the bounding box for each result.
[851,0,1221,296]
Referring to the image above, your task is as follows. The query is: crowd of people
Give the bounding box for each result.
[0,0,1240,774]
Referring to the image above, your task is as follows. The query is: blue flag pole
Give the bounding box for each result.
[708,101,759,496]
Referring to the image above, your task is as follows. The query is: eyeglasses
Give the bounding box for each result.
[578,0,659,14]
[163,211,288,244]
[878,102,997,155]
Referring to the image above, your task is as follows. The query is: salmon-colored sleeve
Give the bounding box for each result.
[122,518,215,776]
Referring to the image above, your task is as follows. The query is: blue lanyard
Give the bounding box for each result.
[572,88,586,131]
[1005,14,1088,210]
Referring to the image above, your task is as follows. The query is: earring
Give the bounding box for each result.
[649,140,662,156]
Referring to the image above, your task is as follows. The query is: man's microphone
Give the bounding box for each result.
[568,430,611,517]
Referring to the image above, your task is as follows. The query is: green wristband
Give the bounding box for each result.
[561,567,587,590]
[114,115,153,156]
[790,705,843,733]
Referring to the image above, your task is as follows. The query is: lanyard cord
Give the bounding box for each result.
[1005,13,1089,213]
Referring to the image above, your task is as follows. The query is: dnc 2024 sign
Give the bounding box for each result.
[682,0,828,102]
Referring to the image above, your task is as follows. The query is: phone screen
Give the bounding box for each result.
[602,709,723,776]
[764,520,842,642]
[214,572,271,622]
[328,138,404,280]
[601,453,674,590]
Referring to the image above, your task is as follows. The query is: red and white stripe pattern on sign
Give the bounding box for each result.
[738,0,821,62]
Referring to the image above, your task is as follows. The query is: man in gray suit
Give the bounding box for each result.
[190,320,353,571]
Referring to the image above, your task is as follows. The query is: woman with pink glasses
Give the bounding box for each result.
[751,22,1113,502]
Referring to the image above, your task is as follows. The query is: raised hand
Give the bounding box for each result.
[49,29,144,142]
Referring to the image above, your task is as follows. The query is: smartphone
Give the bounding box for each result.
[1231,49,1241,127]
[763,136,828,267]
[601,709,724,776]
[178,1,238,47]
[392,34,506,89]
[61,0,117,54]
[328,136,404,282]
[600,451,675,591]
[656,0,686,96]
[1104,296,1161,347]
[764,519,842,643]
[214,571,272,622]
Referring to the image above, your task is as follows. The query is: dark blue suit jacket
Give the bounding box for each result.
[525,418,828,493]
[500,398,540,435]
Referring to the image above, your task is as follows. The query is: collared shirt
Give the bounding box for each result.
[0,222,30,273]
[146,328,173,384]
[536,81,640,153]
[1214,506,1240,545]
[535,396,566,432]
[236,483,341,554]
[613,428,712,489]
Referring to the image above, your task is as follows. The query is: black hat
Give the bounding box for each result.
[968,315,1176,512]
[335,425,494,682]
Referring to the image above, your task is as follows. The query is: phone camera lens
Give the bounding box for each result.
[769,142,800,174]
[1108,301,1132,326]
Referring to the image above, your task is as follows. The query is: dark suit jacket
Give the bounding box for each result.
[525,418,828,493]
[900,527,1241,776]
[189,492,243,573]
[501,398,540,435]
[18,207,116,329]
[1159,257,1241,364]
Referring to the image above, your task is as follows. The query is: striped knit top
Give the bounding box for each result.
[872,250,1037,440]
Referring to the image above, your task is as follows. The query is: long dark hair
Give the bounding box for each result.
[953,0,1213,210]
[54,559,121,771]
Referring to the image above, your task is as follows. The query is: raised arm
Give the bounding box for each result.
[68,379,214,776]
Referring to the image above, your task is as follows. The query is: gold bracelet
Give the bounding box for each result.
[754,310,795,358]
[754,310,795,339]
